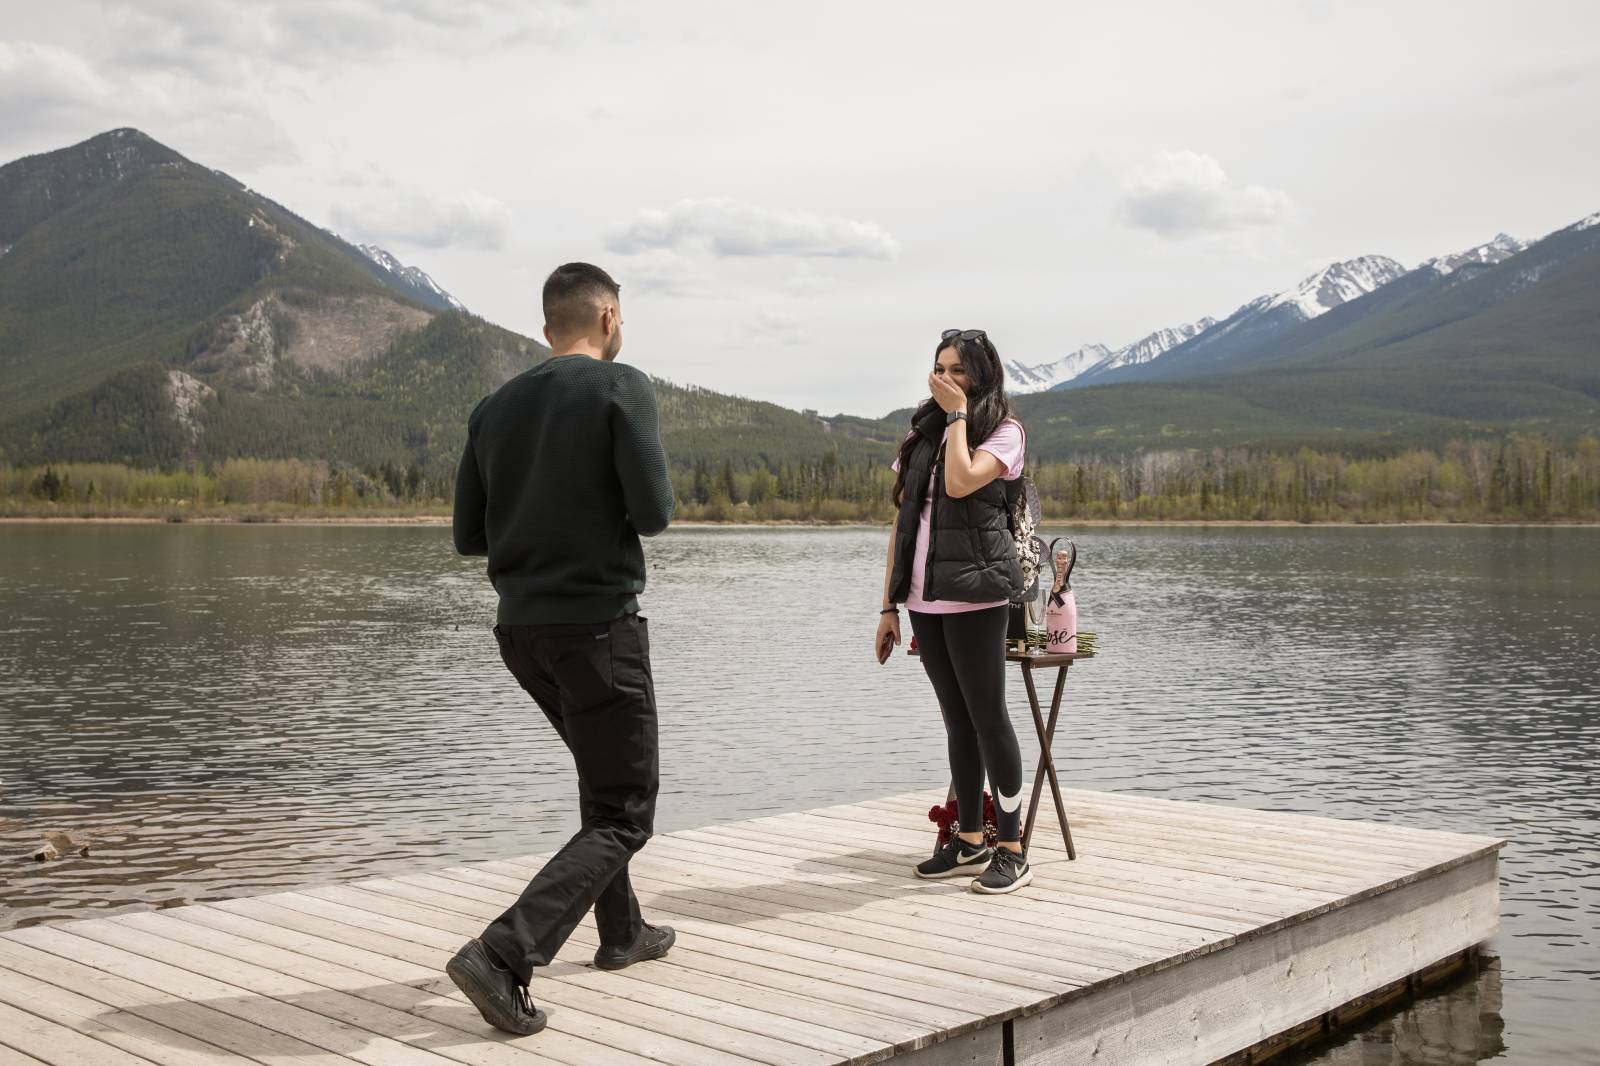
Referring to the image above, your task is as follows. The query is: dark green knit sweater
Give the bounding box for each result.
[453,355,675,624]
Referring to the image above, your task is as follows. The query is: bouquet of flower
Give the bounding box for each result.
[928,791,1000,850]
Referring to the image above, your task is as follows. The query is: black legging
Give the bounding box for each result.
[909,605,1024,843]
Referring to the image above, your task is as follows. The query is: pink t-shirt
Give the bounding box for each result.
[891,418,1026,614]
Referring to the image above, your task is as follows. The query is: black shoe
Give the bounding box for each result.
[593,924,675,971]
[972,847,1032,895]
[916,835,993,879]
[445,939,547,1036]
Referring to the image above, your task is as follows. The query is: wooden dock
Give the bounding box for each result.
[0,788,1502,1066]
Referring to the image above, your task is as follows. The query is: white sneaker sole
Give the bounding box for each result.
[971,866,1033,894]
[914,857,992,880]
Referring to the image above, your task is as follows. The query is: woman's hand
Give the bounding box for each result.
[928,371,967,414]
[875,611,901,664]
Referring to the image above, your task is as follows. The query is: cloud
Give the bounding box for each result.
[0,39,297,170]
[746,309,804,346]
[330,185,511,250]
[606,249,717,299]
[1116,150,1296,241]
[102,0,579,79]
[0,41,115,138]
[607,198,900,260]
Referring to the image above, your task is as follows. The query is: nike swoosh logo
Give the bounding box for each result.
[996,785,1023,814]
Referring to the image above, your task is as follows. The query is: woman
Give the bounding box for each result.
[876,328,1030,894]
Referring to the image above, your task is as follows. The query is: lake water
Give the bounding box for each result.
[1,523,1595,1063]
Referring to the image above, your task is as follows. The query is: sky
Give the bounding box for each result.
[5,0,1599,417]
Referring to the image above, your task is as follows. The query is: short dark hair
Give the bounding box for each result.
[543,262,621,337]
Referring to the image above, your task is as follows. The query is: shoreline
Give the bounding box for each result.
[2,515,1596,530]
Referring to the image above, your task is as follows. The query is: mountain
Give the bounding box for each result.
[1005,319,1217,394]
[1420,232,1529,277]
[1077,255,1409,387]
[0,127,184,246]
[354,243,466,311]
[0,128,476,423]
[1067,318,1220,387]
[0,130,898,477]
[1011,212,1600,453]
[1004,344,1110,393]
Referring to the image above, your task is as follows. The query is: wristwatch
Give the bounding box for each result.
[946,410,968,425]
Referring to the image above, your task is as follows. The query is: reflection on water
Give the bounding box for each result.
[1,523,1596,1064]
[1294,954,1506,1066]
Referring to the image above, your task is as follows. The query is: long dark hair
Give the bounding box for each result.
[892,331,1019,507]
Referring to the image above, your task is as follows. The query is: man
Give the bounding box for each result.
[447,262,675,1036]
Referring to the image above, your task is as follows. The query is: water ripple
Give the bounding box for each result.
[1,523,1595,1063]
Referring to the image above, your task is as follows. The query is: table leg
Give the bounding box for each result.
[1021,663,1076,859]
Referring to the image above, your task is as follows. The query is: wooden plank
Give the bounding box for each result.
[468,862,1096,994]
[849,794,1470,874]
[0,1045,48,1066]
[130,907,658,1066]
[6,924,456,1066]
[778,808,1390,895]
[225,891,463,951]
[0,964,246,1066]
[297,881,962,1062]
[638,829,1265,940]
[854,788,1490,860]
[526,977,847,1066]
[863,787,1499,854]
[0,788,1504,1066]
[680,820,1332,916]
[154,902,889,1066]
[887,1026,1002,1066]
[0,998,158,1066]
[555,857,1168,972]
[661,820,1304,923]
[557,933,926,1051]
[361,867,1062,1009]
[0,934,354,1066]
[192,896,776,1066]
[642,831,1263,933]
[818,802,1421,885]
[444,861,1146,981]
[757,806,1499,992]
[1056,788,1501,851]
[553,911,981,1037]
[1011,853,1499,1066]
[252,884,967,1042]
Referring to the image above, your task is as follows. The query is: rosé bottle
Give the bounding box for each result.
[1045,540,1078,653]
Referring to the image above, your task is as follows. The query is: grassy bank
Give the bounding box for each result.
[6,434,1598,525]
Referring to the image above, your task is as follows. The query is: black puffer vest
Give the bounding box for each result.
[889,406,1024,606]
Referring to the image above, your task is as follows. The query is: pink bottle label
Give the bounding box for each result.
[1046,590,1077,653]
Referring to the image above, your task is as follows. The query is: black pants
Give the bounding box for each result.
[909,605,1024,843]
[480,613,658,985]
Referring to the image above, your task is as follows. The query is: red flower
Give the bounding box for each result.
[930,793,1000,849]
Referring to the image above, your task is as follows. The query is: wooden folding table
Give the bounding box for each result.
[910,645,1093,857]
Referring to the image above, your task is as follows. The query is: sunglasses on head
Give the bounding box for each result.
[941,329,988,343]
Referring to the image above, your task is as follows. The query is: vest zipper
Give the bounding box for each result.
[924,446,944,600]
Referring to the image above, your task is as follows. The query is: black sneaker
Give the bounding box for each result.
[593,924,675,971]
[445,939,547,1036]
[972,847,1032,894]
[916,835,993,879]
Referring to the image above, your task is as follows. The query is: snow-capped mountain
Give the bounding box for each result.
[1004,344,1111,394]
[1076,255,1407,387]
[1264,255,1408,320]
[355,244,465,311]
[1005,318,1219,394]
[1421,233,1529,276]
[1074,318,1219,385]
